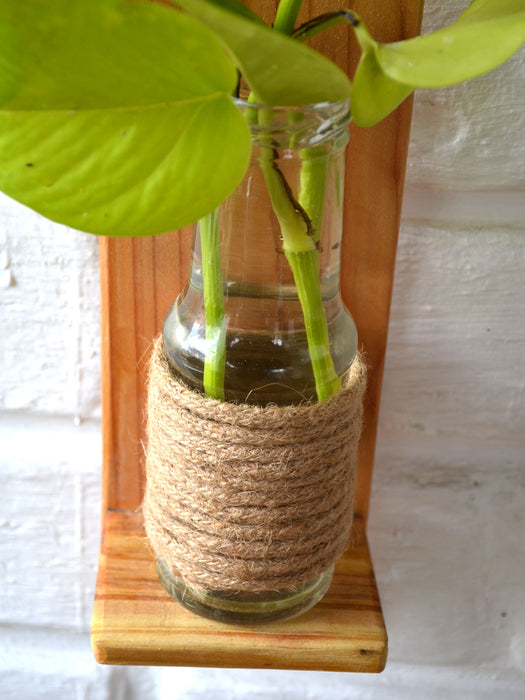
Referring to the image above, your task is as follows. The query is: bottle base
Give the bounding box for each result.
[155,558,333,625]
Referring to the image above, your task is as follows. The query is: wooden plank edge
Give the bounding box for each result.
[91,511,387,673]
[92,633,388,673]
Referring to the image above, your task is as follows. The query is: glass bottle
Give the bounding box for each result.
[159,97,357,623]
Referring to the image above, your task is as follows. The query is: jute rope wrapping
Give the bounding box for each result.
[143,337,367,594]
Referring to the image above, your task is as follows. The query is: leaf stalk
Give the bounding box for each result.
[200,210,226,401]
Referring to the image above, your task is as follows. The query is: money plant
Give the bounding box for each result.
[0,0,524,401]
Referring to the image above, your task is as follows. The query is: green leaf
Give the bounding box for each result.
[190,0,266,25]
[377,1,525,88]
[176,0,351,105]
[350,17,414,127]
[0,0,251,236]
[350,0,525,127]
[350,35,414,127]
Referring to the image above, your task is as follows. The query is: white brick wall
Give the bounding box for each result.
[0,199,101,419]
[1,2,524,697]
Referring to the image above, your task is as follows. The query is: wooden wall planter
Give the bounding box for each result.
[91,0,424,673]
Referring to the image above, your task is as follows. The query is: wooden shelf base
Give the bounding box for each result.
[91,511,387,672]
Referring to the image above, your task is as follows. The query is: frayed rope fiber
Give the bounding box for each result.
[143,337,367,593]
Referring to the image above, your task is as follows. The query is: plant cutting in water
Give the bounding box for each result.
[0,0,524,402]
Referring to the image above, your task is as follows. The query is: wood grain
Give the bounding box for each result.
[99,230,192,512]
[91,512,387,672]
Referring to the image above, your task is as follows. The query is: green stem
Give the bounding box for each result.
[298,146,327,245]
[296,148,339,399]
[273,0,304,35]
[257,129,340,402]
[250,0,340,401]
[200,210,226,401]
[212,2,346,405]
[286,250,341,401]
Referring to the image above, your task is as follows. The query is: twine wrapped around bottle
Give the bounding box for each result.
[143,337,367,594]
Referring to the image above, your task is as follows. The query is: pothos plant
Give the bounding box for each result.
[0,0,524,402]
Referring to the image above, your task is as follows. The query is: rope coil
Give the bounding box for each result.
[143,337,366,593]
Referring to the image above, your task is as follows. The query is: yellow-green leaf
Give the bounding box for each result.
[176,0,351,105]
[378,3,525,89]
[0,0,250,236]
[350,0,525,127]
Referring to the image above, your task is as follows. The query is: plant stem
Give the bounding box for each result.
[256,130,340,401]
[298,146,327,245]
[200,210,226,401]
[253,0,341,401]
[296,147,342,399]
[199,0,338,404]
[273,0,304,35]
[286,249,341,401]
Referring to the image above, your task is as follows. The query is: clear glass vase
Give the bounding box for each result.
[159,97,357,623]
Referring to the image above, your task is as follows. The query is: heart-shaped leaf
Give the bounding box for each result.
[176,0,351,105]
[0,0,251,236]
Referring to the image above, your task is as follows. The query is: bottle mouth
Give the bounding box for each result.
[232,90,351,148]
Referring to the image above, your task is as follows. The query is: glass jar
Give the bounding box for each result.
[159,97,357,623]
